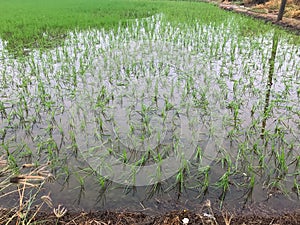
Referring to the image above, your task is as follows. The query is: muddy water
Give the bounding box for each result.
[0,14,299,212]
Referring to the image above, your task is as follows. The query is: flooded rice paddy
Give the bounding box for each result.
[0,14,299,212]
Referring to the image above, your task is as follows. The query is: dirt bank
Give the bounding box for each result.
[219,2,300,33]
[1,207,299,224]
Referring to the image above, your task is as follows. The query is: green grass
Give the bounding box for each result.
[0,0,161,53]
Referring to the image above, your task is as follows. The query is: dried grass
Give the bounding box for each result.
[252,0,300,18]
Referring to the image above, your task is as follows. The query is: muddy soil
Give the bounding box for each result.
[1,207,299,224]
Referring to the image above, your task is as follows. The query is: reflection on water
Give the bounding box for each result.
[0,14,299,212]
[261,31,279,138]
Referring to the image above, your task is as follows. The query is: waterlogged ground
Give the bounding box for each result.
[0,14,300,214]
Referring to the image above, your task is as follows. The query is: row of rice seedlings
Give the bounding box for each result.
[215,28,300,204]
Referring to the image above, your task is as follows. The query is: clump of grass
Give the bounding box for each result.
[0,161,60,224]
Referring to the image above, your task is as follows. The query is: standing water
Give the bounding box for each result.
[0,14,299,212]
